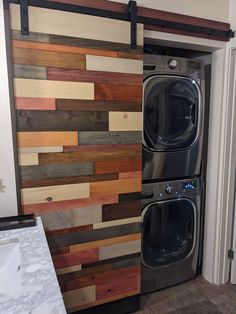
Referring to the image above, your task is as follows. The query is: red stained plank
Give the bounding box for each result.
[119,171,142,179]
[50,246,70,256]
[47,67,142,86]
[46,225,93,237]
[52,248,99,269]
[95,84,142,103]
[95,159,141,175]
[22,194,119,214]
[15,97,56,110]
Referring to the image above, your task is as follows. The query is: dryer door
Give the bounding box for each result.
[142,198,196,268]
[143,75,202,151]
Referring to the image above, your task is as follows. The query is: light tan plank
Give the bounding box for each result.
[56,265,81,275]
[18,131,78,147]
[19,146,63,153]
[93,217,141,229]
[18,153,39,166]
[86,55,142,74]
[63,285,96,309]
[21,182,90,205]
[109,112,142,131]
[70,233,141,252]
[10,4,143,45]
[40,205,102,230]
[14,78,94,99]
[99,239,141,261]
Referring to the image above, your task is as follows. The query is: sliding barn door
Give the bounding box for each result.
[9,3,143,312]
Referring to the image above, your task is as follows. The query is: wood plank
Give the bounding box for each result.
[109,112,142,131]
[23,195,118,214]
[78,131,141,145]
[86,55,142,74]
[48,67,142,86]
[14,78,94,100]
[50,246,70,256]
[119,171,142,179]
[15,97,56,110]
[21,174,118,189]
[10,4,143,45]
[18,153,38,166]
[40,205,102,230]
[99,240,141,261]
[95,84,142,102]
[47,222,140,247]
[17,110,108,131]
[63,285,96,309]
[70,233,141,252]
[119,192,141,202]
[38,146,141,164]
[56,264,82,275]
[46,225,93,237]
[21,182,90,205]
[11,30,50,42]
[93,217,141,229]
[14,64,47,79]
[20,146,63,153]
[17,131,78,147]
[95,159,141,175]
[12,39,142,60]
[53,248,99,269]
[102,200,141,222]
[56,99,141,112]
[63,144,140,153]
[49,33,143,56]
[13,47,86,69]
[90,178,141,196]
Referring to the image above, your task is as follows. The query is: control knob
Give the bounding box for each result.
[165,184,173,194]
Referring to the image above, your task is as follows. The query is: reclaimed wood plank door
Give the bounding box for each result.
[9,3,143,312]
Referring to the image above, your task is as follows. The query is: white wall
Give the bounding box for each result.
[229,0,236,30]
[113,0,229,23]
[0,0,18,217]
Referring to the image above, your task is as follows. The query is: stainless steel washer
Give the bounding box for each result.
[141,177,201,293]
[143,55,205,181]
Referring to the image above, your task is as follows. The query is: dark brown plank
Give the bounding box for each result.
[119,192,141,202]
[95,84,142,102]
[21,174,119,188]
[102,200,141,222]
[20,162,93,181]
[63,144,141,152]
[13,47,86,69]
[49,34,143,57]
[47,222,141,247]
[17,110,108,131]
[47,67,142,85]
[78,131,142,145]
[38,146,141,164]
[95,159,141,175]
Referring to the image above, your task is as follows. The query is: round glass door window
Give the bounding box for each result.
[142,199,195,268]
[143,76,201,151]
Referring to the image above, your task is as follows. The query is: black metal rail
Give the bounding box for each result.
[4,0,234,47]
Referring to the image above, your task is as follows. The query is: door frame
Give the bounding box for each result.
[144,30,236,285]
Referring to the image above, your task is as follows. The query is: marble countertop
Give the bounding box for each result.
[0,217,66,314]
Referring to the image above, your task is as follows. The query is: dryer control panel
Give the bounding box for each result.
[142,178,200,204]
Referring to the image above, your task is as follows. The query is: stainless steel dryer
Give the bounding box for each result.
[143,55,205,181]
[141,177,201,293]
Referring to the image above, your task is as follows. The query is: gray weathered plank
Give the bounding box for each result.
[14,64,47,79]
[47,222,141,247]
[78,131,142,145]
[20,162,93,181]
[11,30,50,43]
[17,110,108,131]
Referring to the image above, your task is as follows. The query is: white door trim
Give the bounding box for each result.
[144,29,234,284]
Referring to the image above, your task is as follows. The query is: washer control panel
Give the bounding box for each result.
[142,178,200,204]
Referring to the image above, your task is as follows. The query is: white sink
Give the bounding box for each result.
[0,239,21,297]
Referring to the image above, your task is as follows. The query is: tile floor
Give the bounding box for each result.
[136,276,236,313]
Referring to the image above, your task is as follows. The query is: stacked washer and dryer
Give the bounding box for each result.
[141,54,205,293]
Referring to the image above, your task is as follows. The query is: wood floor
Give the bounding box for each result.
[135,276,236,313]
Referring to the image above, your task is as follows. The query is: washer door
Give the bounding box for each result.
[143,75,201,151]
[142,198,196,268]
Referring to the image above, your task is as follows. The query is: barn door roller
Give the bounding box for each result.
[128,0,137,49]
